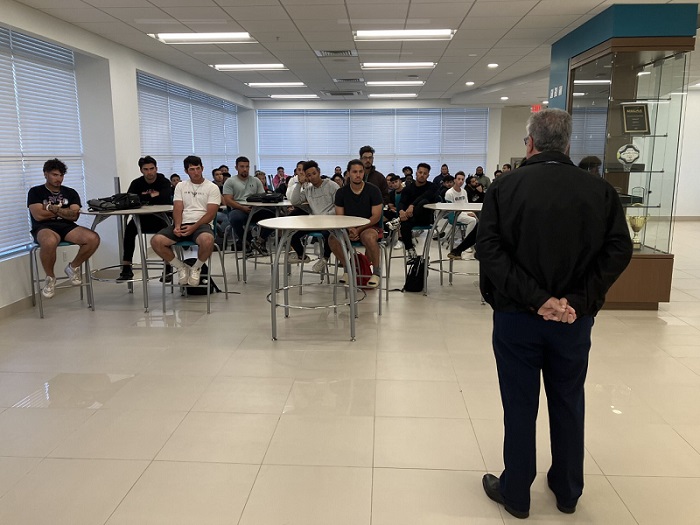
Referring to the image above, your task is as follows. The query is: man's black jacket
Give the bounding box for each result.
[477,151,632,317]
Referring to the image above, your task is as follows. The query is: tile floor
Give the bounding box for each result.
[0,222,699,524]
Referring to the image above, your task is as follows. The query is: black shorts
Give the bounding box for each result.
[32,222,79,243]
[156,223,214,244]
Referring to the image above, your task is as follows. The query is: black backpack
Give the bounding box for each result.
[403,256,425,293]
[182,258,220,295]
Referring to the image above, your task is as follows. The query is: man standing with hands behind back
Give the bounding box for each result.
[477,109,632,519]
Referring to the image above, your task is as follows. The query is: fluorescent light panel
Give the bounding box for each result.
[246,82,305,88]
[270,94,318,99]
[573,80,611,85]
[213,64,287,71]
[465,81,475,86]
[150,32,255,44]
[354,29,455,42]
[361,62,436,70]
[368,93,417,98]
[365,81,424,87]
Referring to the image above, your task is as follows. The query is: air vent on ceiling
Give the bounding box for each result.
[314,50,358,58]
[333,78,365,83]
[322,90,364,97]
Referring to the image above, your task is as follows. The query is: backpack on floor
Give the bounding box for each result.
[354,252,372,287]
[182,258,220,295]
[403,256,425,293]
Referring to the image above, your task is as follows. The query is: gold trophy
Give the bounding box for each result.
[628,214,648,250]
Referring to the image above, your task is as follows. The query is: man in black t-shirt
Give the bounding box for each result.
[27,158,100,299]
[117,156,172,281]
[397,162,440,259]
[330,159,383,288]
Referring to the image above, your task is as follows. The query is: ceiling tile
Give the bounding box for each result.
[42,8,117,23]
[221,6,290,21]
[408,2,473,20]
[468,0,537,17]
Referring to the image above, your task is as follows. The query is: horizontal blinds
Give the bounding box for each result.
[0,27,85,258]
[136,72,239,177]
[257,108,488,178]
[570,107,607,165]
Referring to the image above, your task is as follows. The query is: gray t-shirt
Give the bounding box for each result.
[223,175,264,202]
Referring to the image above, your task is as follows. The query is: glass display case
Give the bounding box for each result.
[569,49,690,255]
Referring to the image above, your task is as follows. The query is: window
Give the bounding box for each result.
[256,108,489,178]
[570,107,607,165]
[137,72,239,177]
[0,28,85,259]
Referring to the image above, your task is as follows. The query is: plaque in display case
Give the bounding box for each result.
[622,104,650,134]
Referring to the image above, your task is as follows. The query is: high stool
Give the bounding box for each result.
[161,241,229,314]
[30,241,95,318]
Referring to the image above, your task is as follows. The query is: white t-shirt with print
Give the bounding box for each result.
[174,179,221,224]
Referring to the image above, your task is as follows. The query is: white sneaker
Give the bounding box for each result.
[394,239,403,250]
[42,275,56,299]
[386,217,401,231]
[312,258,328,273]
[64,263,82,285]
[339,272,349,284]
[177,265,189,284]
[367,274,380,288]
[288,252,310,264]
[188,266,201,286]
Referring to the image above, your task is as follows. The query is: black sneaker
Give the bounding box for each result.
[117,268,134,281]
[254,238,269,256]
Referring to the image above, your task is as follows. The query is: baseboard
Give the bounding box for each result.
[0,296,34,321]
[674,216,700,221]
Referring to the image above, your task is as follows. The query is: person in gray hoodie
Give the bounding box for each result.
[288,160,339,271]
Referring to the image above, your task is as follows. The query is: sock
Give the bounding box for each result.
[192,259,205,270]
[169,257,185,269]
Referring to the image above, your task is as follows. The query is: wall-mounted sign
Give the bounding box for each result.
[622,104,650,134]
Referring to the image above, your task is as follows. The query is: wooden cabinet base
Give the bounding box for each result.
[603,250,673,310]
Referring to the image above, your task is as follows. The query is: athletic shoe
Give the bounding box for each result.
[64,263,82,285]
[367,274,380,288]
[177,265,189,284]
[385,217,401,231]
[117,268,134,281]
[465,247,474,253]
[253,238,269,256]
[339,272,349,284]
[432,232,446,241]
[406,247,418,261]
[447,252,462,260]
[393,239,403,250]
[188,266,201,286]
[312,257,328,273]
[288,252,310,264]
[42,276,56,299]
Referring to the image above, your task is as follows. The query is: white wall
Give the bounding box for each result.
[500,106,532,168]
[676,90,700,217]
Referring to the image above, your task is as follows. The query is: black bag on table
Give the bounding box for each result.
[182,258,220,295]
[246,192,284,203]
[403,256,425,293]
[88,193,141,211]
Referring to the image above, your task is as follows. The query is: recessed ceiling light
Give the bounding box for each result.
[354,29,455,42]
[465,81,475,86]
[572,92,586,96]
[368,93,418,98]
[637,71,651,77]
[213,64,288,71]
[365,81,425,87]
[245,82,305,88]
[361,62,436,70]
[270,94,319,99]
[487,63,499,69]
[573,80,611,85]
[149,32,256,44]
[500,96,509,100]
[542,100,549,104]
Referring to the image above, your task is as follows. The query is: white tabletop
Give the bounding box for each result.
[83,204,173,216]
[245,199,292,207]
[259,215,370,231]
[424,202,483,212]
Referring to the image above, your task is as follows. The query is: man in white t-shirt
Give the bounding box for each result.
[435,171,477,244]
[151,155,221,286]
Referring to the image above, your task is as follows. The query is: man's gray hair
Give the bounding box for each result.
[526,108,572,153]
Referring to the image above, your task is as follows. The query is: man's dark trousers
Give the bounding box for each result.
[492,311,594,513]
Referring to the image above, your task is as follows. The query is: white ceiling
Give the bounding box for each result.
[14,0,700,106]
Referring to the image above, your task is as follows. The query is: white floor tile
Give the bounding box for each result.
[193,376,293,414]
[283,378,376,416]
[376,380,468,418]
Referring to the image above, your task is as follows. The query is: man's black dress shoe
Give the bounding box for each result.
[482,474,529,519]
[546,478,577,514]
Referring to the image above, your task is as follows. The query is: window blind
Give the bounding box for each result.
[570,107,607,166]
[136,72,239,177]
[256,108,489,178]
[0,28,85,259]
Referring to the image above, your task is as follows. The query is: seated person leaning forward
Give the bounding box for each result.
[398,162,440,260]
[150,155,221,286]
[27,158,100,298]
[118,155,173,281]
[328,159,383,288]
[288,160,340,271]
[222,156,274,255]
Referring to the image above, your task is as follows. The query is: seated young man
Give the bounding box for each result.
[151,155,221,285]
[27,158,101,298]
[288,160,339,271]
[435,171,478,242]
[397,162,440,260]
[328,159,383,288]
